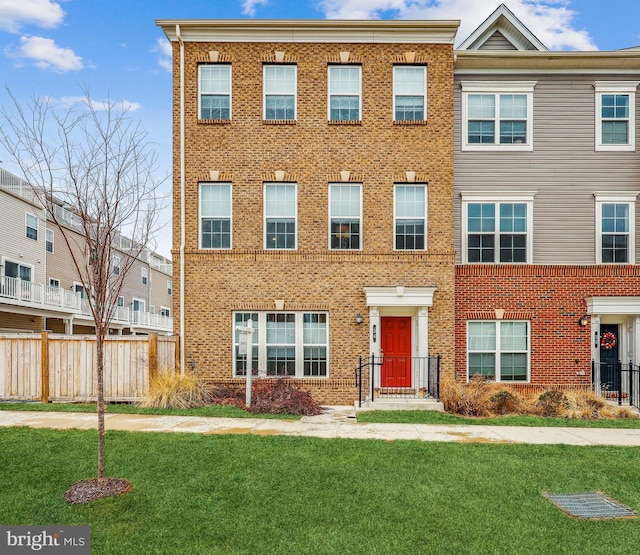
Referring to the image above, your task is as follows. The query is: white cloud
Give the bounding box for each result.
[5,35,83,72]
[53,96,141,113]
[154,38,172,73]
[242,0,269,16]
[316,0,596,50]
[0,0,64,33]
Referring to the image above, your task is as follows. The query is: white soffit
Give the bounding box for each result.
[586,297,640,315]
[364,286,436,307]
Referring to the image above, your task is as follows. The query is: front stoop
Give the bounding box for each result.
[359,398,444,411]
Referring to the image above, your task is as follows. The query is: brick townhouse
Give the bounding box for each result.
[157,19,459,403]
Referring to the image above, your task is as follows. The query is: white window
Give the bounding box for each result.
[263,65,296,121]
[595,192,638,264]
[150,305,156,315]
[461,82,535,151]
[200,183,232,249]
[132,298,145,312]
[199,64,231,120]
[394,185,426,250]
[160,306,171,317]
[329,184,361,250]
[393,66,426,121]
[594,82,638,151]
[233,312,328,378]
[328,66,361,121]
[467,321,529,382]
[117,296,125,307]
[461,192,535,264]
[49,278,60,288]
[113,256,121,275]
[167,280,172,295]
[141,268,148,286]
[73,282,88,300]
[45,229,54,253]
[25,213,38,240]
[264,183,297,250]
[4,259,33,282]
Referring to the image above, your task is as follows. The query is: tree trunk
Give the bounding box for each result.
[96,331,105,479]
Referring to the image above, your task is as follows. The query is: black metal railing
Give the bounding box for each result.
[592,361,640,411]
[355,354,440,407]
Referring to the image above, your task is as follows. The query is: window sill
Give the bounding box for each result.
[263,119,297,125]
[328,120,362,126]
[393,120,428,126]
[198,119,232,125]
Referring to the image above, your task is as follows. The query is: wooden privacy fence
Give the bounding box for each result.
[0,333,178,403]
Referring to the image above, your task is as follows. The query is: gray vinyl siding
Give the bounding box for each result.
[454,73,640,265]
[479,32,517,51]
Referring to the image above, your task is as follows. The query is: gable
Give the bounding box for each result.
[479,30,517,51]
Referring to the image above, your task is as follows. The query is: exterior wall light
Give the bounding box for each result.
[355,313,363,325]
[579,315,589,327]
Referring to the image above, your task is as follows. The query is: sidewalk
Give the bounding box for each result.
[1,407,640,446]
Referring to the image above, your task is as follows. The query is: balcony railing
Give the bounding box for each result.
[79,299,173,331]
[0,276,81,312]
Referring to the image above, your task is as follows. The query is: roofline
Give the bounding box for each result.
[156,19,460,44]
[455,49,640,72]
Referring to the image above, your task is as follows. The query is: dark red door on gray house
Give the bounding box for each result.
[381,317,411,388]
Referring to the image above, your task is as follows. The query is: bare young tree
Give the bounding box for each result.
[0,88,165,494]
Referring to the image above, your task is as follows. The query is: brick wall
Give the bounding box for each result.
[456,265,640,386]
[172,40,456,404]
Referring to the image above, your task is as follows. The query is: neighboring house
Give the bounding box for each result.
[157,19,459,404]
[454,5,640,391]
[0,167,173,335]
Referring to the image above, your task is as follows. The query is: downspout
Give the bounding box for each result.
[177,24,186,375]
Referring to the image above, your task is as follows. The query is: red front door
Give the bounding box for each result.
[381,316,412,387]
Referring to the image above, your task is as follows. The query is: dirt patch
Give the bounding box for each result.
[446,431,514,444]
[64,477,131,504]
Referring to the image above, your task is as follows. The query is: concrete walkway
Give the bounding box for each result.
[1,406,640,446]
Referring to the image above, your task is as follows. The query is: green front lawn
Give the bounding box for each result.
[0,402,300,420]
[1,427,640,554]
[357,409,640,428]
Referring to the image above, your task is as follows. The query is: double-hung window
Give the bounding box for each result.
[393,66,426,121]
[112,256,121,275]
[329,184,361,250]
[45,229,54,253]
[467,321,529,382]
[141,268,148,286]
[595,192,637,264]
[264,65,296,121]
[394,185,426,250]
[25,213,38,240]
[265,183,296,249]
[328,66,361,121]
[199,64,231,120]
[461,82,535,151]
[594,82,638,151]
[462,193,534,264]
[233,311,328,377]
[200,183,232,249]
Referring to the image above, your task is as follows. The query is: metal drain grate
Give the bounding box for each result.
[543,492,638,520]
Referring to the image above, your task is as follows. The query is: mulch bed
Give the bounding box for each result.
[64,477,131,504]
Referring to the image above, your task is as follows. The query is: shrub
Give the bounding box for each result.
[139,371,210,409]
[489,390,521,415]
[440,376,495,417]
[208,379,324,416]
[536,390,569,417]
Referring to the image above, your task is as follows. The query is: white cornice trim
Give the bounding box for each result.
[156,19,460,44]
[587,297,640,314]
[364,286,436,307]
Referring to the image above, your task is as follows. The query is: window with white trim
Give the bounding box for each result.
[462,193,534,264]
[328,66,361,121]
[45,229,54,253]
[233,311,328,377]
[141,268,148,286]
[265,183,296,249]
[461,82,535,151]
[199,64,231,120]
[113,256,121,275]
[595,192,638,264]
[263,65,296,121]
[160,306,171,317]
[49,278,60,288]
[329,184,361,250]
[467,321,529,382]
[117,296,124,307]
[200,183,232,249]
[150,305,155,315]
[393,66,426,121]
[25,213,38,240]
[167,280,172,295]
[394,185,426,250]
[594,82,638,151]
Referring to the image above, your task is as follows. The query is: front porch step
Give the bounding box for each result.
[360,398,444,412]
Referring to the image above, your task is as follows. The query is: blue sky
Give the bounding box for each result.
[0,0,638,257]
